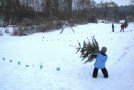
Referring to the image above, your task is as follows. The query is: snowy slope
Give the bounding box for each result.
[0,23,134,90]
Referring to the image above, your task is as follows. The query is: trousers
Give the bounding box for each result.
[92,67,108,78]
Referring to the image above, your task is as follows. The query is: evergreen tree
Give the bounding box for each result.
[124,20,128,28]
[76,36,99,63]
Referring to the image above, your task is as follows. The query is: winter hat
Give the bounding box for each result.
[101,47,107,53]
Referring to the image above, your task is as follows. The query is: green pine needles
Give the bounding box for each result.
[76,36,99,63]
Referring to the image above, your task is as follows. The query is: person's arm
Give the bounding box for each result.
[91,52,100,58]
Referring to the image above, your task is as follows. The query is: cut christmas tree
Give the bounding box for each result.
[76,36,99,63]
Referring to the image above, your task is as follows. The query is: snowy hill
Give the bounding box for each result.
[0,23,134,90]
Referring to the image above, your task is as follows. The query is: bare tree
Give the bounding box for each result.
[63,0,72,18]
[130,0,134,5]
[73,0,97,22]
[96,1,119,22]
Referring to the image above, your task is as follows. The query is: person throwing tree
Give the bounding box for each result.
[92,47,108,78]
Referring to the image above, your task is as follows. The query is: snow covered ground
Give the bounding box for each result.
[0,23,134,90]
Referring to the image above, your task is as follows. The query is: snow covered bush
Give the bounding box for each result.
[12,25,28,36]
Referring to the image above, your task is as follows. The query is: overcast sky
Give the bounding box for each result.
[95,0,130,6]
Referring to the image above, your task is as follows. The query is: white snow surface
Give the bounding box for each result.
[0,23,134,90]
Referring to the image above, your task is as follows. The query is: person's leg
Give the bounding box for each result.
[92,67,98,78]
[101,68,108,78]
[120,28,122,32]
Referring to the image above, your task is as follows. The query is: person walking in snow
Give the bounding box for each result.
[120,23,125,32]
[92,47,108,78]
[112,23,114,32]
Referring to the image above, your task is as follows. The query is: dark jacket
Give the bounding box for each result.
[112,24,114,28]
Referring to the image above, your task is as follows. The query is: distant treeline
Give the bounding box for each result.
[0,0,134,35]
[0,0,134,24]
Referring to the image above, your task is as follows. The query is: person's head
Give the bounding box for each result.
[101,47,107,54]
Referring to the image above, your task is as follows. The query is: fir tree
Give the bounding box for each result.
[124,21,128,28]
[76,36,99,63]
